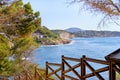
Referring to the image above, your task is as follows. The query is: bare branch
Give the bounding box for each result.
[68,0,120,27]
[109,0,120,13]
[109,15,120,26]
[66,0,83,5]
[97,14,109,27]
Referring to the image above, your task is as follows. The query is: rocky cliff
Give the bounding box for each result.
[33,27,72,45]
[52,30,75,39]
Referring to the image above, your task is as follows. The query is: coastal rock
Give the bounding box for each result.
[44,39,71,45]
[52,30,75,39]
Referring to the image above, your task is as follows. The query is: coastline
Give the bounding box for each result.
[40,39,73,47]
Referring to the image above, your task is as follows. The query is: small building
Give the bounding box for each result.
[105,48,120,67]
[32,33,44,38]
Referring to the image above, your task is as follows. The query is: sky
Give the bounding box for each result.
[23,0,120,31]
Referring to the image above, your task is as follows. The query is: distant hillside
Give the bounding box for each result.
[65,28,82,33]
[73,30,120,37]
[49,27,120,39]
[55,27,120,38]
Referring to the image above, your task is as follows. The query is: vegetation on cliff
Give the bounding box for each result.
[33,26,71,45]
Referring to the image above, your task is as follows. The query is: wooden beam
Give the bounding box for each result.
[84,60,104,80]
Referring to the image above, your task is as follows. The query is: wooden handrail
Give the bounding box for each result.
[12,55,120,80]
[85,57,108,65]
[63,56,81,62]
[47,63,61,66]
[46,55,112,80]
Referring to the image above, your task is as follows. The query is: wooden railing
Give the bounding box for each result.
[14,66,45,80]
[46,55,120,80]
[46,62,61,80]
[1,55,120,80]
[0,77,9,80]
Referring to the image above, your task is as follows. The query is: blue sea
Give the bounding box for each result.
[33,37,120,80]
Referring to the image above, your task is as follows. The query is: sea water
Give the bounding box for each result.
[34,37,120,80]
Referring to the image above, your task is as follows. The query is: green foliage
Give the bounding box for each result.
[24,2,33,15]
[17,2,41,37]
[34,11,40,17]
[34,26,60,45]
[11,38,38,60]
[36,26,59,38]
[0,0,41,37]
[0,35,10,55]
[0,58,13,76]
[0,0,41,76]
[117,75,120,80]
[0,35,14,76]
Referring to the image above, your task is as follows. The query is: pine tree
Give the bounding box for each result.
[0,0,41,76]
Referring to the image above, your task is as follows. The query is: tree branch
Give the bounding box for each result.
[109,0,120,13]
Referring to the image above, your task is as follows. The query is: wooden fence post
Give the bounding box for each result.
[61,55,65,80]
[18,75,20,80]
[109,61,116,80]
[25,71,28,80]
[46,61,48,80]
[3,77,5,80]
[81,55,86,80]
[34,66,37,80]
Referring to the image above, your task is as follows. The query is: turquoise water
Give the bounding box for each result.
[34,37,120,80]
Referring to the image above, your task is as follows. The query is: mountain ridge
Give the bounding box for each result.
[65,28,82,33]
[64,27,120,37]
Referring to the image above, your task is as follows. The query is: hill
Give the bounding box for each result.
[57,27,120,38]
[73,30,120,37]
[65,28,82,33]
